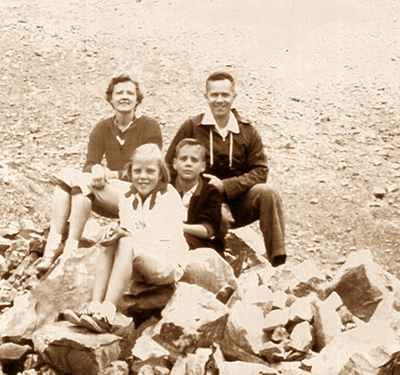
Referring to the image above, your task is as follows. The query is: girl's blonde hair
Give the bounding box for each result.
[123,143,170,183]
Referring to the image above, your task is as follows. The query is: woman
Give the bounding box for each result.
[38,75,162,272]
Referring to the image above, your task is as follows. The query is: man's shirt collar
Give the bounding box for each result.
[201,109,239,137]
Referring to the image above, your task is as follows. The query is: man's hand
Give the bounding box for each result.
[91,164,107,189]
[203,173,225,194]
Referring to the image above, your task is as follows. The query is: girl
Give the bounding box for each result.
[64,143,188,333]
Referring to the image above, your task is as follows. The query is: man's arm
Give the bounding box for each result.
[223,126,269,199]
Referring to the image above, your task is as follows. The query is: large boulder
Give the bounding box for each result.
[0,246,98,342]
[311,320,400,375]
[327,250,400,322]
[157,282,229,353]
[33,321,122,375]
[180,248,238,294]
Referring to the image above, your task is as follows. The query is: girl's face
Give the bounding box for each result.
[131,157,161,200]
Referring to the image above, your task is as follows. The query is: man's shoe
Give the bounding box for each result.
[80,314,111,333]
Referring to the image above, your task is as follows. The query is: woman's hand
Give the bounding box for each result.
[91,165,107,189]
[99,222,129,247]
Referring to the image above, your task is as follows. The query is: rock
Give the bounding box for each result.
[218,361,279,375]
[311,320,400,375]
[225,300,267,355]
[0,342,32,361]
[120,282,175,326]
[262,309,289,331]
[271,291,288,310]
[288,321,314,353]
[100,361,129,375]
[131,334,173,362]
[328,250,400,322]
[259,341,285,363]
[312,292,343,352]
[270,327,289,343]
[33,321,121,375]
[180,247,238,294]
[157,283,229,353]
[137,364,155,375]
[288,295,315,324]
[80,218,103,247]
[373,186,386,199]
[186,348,213,375]
[289,261,327,299]
[0,246,98,342]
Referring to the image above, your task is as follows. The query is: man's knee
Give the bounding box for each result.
[248,183,282,205]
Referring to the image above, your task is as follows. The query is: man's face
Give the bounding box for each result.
[205,79,236,120]
[173,145,205,183]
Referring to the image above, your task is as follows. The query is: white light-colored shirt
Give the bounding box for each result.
[181,183,198,220]
[201,109,240,140]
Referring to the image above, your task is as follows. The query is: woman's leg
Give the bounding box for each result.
[63,193,92,253]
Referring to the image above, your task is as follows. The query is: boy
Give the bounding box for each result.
[172,138,224,255]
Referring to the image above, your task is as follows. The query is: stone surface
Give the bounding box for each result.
[288,295,315,324]
[0,245,98,342]
[312,292,343,352]
[328,250,400,322]
[100,361,129,375]
[180,247,238,294]
[0,342,31,361]
[33,321,121,375]
[289,261,327,299]
[288,321,314,353]
[157,282,229,353]
[311,320,400,375]
[262,309,290,331]
[225,300,268,355]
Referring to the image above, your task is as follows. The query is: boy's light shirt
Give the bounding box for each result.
[181,182,198,220]
[201,108,240,140]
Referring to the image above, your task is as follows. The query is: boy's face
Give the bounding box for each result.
[173,145,205,182]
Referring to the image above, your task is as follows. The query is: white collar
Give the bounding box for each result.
[201,109,240,135]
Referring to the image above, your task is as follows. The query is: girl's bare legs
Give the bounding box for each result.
[103,237,133,306]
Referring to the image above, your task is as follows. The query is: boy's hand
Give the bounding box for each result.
[203,174,225,194]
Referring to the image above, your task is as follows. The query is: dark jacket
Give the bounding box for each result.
[83,115,162,180]
[165,109,269,200]
[175,178,224,254]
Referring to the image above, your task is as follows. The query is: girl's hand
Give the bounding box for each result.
[99,223,129,247]
[91,165,107,189]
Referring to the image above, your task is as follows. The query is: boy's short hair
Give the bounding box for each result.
[123,143,169,183]
[175,138,206,161]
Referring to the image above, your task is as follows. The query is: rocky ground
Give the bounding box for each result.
[1,0,400,277]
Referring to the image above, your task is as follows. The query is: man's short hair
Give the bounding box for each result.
[175,138,206,161]
[105,74,144,108]
[206,71,235,90]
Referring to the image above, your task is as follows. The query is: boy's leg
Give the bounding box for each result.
[229,183,286,267]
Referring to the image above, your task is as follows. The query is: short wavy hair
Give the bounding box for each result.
[206,71,235,91]
[105,75,143,108]
[123,143,169,184]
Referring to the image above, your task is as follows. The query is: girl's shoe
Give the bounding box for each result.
[63,309,94,327]
[80,313,112,333]
[37,244,64,272]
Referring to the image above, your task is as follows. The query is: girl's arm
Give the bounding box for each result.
[183,223,213,239]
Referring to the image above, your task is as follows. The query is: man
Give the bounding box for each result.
[165,71,286,267]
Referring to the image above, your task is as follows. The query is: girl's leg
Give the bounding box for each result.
[91,243,118,305]
[103,237,133,307]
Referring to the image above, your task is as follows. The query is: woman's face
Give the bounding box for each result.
[111,81,137,114]
[131,157,161,200]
